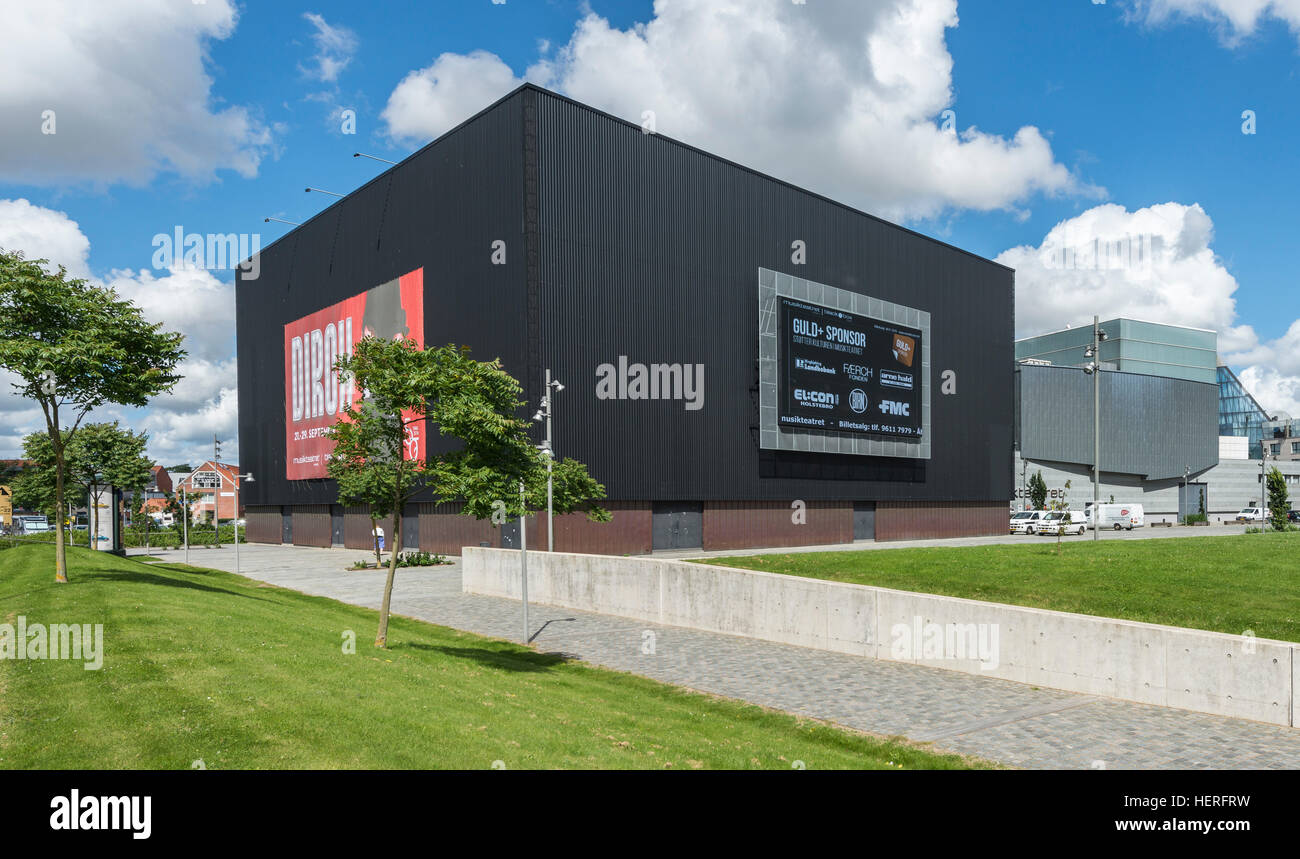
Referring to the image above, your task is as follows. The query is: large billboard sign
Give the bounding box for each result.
[283,269,425,480]
[778,295,923,439]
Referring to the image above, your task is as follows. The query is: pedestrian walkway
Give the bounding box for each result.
[133,543,1300,769]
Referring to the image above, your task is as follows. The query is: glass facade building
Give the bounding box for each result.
[1217,365,1272,459]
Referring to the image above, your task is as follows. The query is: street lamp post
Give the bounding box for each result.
[532,370,564,552]
[1083,316,1108,542]
[1261,452,1270,513]
[232,472,254,576]
[1261,416,1279,515]
[181,485,189,565]
[518,479,529,644]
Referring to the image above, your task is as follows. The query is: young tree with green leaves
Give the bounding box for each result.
[10,430,61,521]
[1267,466,1290,531]
[1029,470,1048,511]
[327,337,608,648]
[63,422,153,546]
[1047,479,1073,551]
[0,250,185,581]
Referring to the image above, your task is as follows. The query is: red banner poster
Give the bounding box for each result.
[283,268,425,480]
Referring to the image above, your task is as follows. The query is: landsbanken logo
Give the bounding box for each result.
[596,357,704,411]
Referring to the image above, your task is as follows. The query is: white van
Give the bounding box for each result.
[1086,502,1145,531]
[1234,507,1266,523]
[1039,511,1088,536]
[1010,510,1049,534]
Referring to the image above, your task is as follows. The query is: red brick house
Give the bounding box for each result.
[175,461,245,522]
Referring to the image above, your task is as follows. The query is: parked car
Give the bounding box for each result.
[1010,510,1049,534]
[1084,502,1145,531]
[1234,507,1266,523]
[1039,511,1088,536]
[1288,510,1300,524]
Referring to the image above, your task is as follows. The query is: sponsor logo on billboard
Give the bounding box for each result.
[795,357,836,375]
[849,389,868,414]
[880,370,913,390]
[283,269,425,480]
[794,388,838,409]
[892,334,915,367]
[842,363,873,383]
[878,399,910,416]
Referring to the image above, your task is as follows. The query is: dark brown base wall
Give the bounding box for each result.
[703,501,853,551]
[292,504,331,548]
[245,506,280,544]
[261,499,1006,554]
[343,506,376,550]
[875,501,1006,541]
[553,501,652,555]
[418,502,499,556]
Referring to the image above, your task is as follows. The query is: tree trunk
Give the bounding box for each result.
[52,423,68,583]
[375,508,401,648]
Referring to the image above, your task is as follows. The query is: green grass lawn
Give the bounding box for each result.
[0,544,987,770]
[702,533,1300,641]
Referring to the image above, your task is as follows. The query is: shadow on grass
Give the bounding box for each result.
[396,642,570,672]
[89,569,270,601]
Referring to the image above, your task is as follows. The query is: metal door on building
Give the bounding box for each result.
[330,505,344,546]
[853,501,876,540]
[281,507,293,544]
[652,502,703,550]
[500,518,520,549]
[1178,482,1208,522]
[403,512,420,549]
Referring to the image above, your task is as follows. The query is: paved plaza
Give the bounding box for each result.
[131,540,1300,769]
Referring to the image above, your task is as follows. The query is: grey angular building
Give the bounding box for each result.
[1014,319,1300,519]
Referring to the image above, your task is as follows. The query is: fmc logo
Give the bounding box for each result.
[879,399,910,416]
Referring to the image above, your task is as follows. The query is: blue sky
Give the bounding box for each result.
[3,0,1300,464]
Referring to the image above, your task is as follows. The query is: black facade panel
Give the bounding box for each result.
[1017,364,1218,480]
[237,85,1013,511]
[237,91,529,508]
[533,90,1013,502]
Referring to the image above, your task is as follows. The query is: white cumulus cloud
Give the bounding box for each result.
[301,12,359,83]
[381,0,1097,221]
[0,0,271,187]
[1131,0,1300,43]
[1000,200,1300,417]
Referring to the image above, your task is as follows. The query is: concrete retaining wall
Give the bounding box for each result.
[462,547,1296,727]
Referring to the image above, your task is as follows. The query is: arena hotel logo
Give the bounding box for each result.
[880,369,913,391]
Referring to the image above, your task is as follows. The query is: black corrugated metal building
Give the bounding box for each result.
[236,84,1015,554]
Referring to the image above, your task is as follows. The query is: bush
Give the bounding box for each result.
[1183,512,1208,525]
